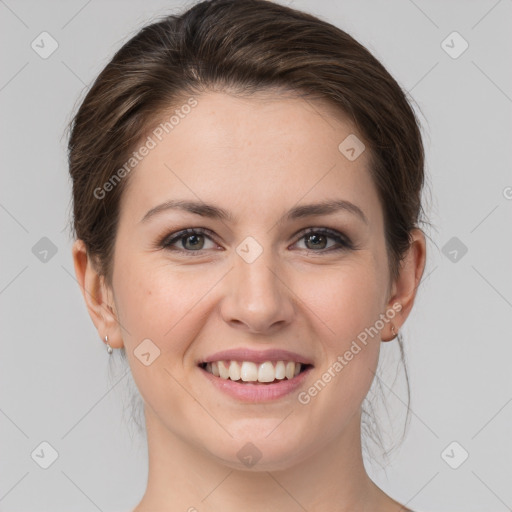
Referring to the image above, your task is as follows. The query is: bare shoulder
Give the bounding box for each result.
[392,505,418,512]
[383,497,418,512]
[393,504,417,511]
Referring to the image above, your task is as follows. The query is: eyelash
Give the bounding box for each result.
[158,227,353,256]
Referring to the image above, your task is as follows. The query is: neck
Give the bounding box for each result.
[133,406,388,512]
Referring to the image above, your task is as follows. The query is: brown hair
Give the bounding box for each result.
[66,0,430,461]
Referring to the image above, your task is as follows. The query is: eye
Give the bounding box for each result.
[292,228,353,253]
[160,228,218,253]
[158,226,353,255]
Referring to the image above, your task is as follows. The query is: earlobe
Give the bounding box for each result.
[381,319,399,343]
[71,239,123,349]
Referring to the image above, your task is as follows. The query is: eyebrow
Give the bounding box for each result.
[140,198,368,225]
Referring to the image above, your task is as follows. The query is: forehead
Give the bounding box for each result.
[119,91,382,229]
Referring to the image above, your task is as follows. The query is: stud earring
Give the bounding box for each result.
[391,324,399,339]
[105,335,113,354]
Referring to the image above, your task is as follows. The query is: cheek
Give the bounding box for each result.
[286,262,385,449]
[298,259,384,392]
[300,258,385,342]
[112,253,222,364]
[111,258,208,411]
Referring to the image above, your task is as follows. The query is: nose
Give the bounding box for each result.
[220,245,295,334]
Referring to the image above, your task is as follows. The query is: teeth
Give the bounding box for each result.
[285,361,295,379]
[240,361,258,382]
[258,361,275,383]
[275,361,286,379]
[228,361,241,381]
[203,360,304,383]
[218,360,230,379]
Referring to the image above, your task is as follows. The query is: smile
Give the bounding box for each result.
[198,360,313,402]
[199,360,312,384]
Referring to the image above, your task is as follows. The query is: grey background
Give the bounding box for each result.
[1,0,511,511]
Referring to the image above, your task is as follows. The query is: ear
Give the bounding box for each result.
[71,239,124,349]
[382,228,427,342]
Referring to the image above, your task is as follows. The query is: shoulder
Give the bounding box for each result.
[387,501,418,512]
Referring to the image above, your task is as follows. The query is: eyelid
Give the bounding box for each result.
[291,227,354,253]
[159,227,218,250]
[159,226,353,253]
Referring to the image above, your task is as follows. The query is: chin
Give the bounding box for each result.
[206,434,313,472]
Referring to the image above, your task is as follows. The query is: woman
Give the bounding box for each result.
[68,0,427,510]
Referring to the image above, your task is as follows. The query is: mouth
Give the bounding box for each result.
[198,360,314,385]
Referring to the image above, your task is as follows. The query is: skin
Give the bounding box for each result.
[73,91,426,512]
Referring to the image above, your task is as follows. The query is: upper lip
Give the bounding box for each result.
[198,348,314,366]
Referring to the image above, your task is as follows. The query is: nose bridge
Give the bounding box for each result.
[222,236,293,332]
[235,237,281,306]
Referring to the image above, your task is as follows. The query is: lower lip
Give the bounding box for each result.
[199,366,313,402]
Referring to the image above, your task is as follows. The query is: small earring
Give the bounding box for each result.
[391,324,399,338]
[105,335,113,354]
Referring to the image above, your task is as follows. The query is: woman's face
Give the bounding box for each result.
[109,91,400,469]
